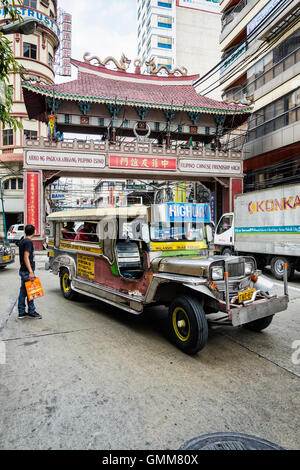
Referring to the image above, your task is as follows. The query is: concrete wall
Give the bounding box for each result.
[176,8,222,100]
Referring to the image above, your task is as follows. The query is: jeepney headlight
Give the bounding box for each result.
[245,261,254,275]
[212,266,224,281]
[3,246,11,255]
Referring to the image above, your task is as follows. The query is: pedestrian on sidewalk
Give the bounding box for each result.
[18,225,42,319]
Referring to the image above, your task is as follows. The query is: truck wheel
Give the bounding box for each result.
[243,315,274,332]
[168,296,208,355]
[222,247,233,256]
[60,268,78,300]
[270,256,294,281]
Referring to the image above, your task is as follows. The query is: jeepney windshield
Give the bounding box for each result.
[150,222,204,242]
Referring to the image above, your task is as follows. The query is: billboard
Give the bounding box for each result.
[55,8,72,76]
[177,0,220,14]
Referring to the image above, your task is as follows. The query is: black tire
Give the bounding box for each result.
[168,296,208,355]
[0,265,7,270]
[222,247,233,256]
[270,256,294,281]
[243,315,274,332]
[60,268,78,300]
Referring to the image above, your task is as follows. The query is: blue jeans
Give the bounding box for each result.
[18,271,36,315]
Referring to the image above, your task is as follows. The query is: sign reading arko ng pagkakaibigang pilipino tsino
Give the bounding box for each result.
[26,151,106,169]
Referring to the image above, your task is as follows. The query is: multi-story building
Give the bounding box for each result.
[137,0,222,98]
[219,0,300,192]
[0,0,59,238]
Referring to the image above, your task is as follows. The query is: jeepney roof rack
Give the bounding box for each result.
[47,207,148,221]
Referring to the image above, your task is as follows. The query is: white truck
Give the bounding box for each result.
[214,184,300,280]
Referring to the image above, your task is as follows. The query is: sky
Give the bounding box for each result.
[59,0,138,67]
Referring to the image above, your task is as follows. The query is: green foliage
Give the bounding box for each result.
[0,1,23,130]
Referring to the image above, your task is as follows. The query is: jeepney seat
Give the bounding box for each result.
[116,241,143,279]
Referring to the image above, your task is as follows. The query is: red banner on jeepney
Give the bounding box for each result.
[26,172,40,235]
[109,155,177,171]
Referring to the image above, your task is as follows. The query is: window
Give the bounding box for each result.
[3,129,13,146]
[157,56,172,70]
[247,88,300,141]
[158,16,172,28]
[48,53,53,68]
[18,179,23,190]
[23,42,37,60]
[157,36,172,49]
[10,179,17,190]
[158,0,172,8]
[65,114,71,124]
[24,129,38,140]
[23,0,37,7]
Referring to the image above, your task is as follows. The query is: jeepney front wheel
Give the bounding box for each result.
[60,268,78,300]
[243,315,274,332]
[168,296,208,355]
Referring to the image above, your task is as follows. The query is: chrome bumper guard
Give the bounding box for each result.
[231,295,289,327]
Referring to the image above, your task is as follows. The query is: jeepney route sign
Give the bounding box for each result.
[26,151,106,169]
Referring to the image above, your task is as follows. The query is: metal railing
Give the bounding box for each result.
[221,0,248,31]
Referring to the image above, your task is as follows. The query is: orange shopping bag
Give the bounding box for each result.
[25,277,44,302]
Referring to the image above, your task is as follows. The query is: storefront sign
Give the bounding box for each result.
[109,156,177,171]
[51,193,65,200]
[179,159,242,175]
[26,151,106,169]
[26,172,40,235]
[177,0,220,14]
[166,203,211,223]
[247,0,288,35]
[55,8,72,76]
[0,7,59,37]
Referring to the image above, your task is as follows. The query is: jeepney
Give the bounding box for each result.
[0,243,15,269]
[46,203,289,355]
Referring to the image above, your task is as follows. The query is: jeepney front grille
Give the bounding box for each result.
[228,262,244,278]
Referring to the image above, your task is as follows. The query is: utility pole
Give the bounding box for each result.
[0,177,8,244]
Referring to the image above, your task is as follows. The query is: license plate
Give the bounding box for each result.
[238,288,256,303]
[3,255,10,261]
[48,251,54,257]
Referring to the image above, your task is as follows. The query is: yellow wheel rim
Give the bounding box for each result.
[172,307,191,342]
[62,272,71,293]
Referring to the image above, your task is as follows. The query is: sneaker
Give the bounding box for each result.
[18,312,28,319]
[28,311,42,319]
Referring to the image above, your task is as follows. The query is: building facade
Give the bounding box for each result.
[0,0,59,239]
[219,0,300,192]
[137,0,222,98]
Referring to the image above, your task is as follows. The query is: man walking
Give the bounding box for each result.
[18,225,42,319]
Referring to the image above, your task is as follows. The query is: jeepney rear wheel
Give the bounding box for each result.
[168,296,208,355]
[60,268,78,300]
[0,265,7,270]
[243,315,274,332]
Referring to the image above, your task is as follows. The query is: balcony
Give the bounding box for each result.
[220,0,256,46]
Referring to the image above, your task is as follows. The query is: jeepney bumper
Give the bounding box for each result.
[0,250,15,266]
[231,295,289,327]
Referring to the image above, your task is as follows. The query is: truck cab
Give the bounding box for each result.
[214,212,234,255]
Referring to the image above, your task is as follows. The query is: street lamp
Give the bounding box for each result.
[0,18,38,35]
